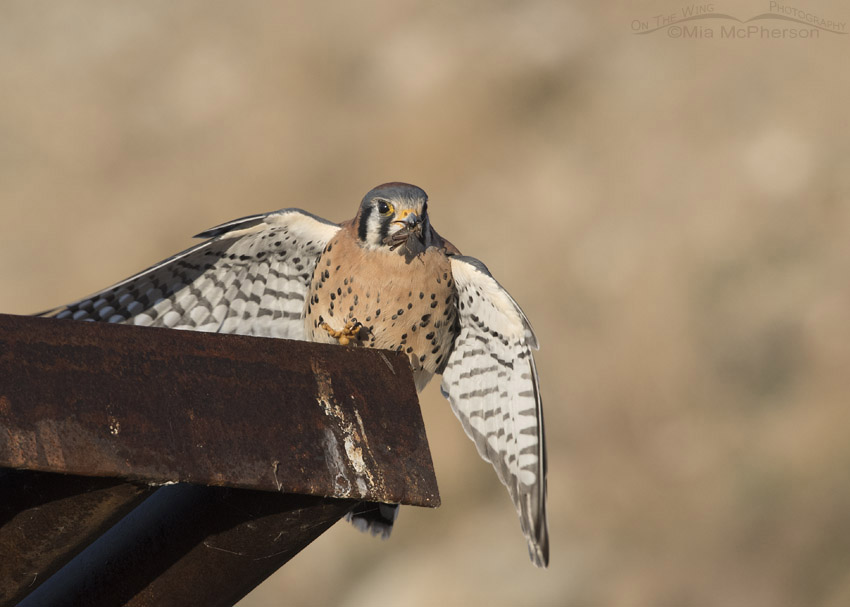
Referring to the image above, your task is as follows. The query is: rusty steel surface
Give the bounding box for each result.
[0,313,439,508]
[19,485,357,607]
[0,469,154,605]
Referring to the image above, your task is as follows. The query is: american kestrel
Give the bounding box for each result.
[42,183,549,567]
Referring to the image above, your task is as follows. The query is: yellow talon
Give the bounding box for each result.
[321,319,363,346]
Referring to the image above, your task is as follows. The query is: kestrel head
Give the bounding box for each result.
[356,182,433,254]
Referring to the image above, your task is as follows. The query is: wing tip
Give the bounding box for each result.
[528,533,550,568]
[523,482,550,568]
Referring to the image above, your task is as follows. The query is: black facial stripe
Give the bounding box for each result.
[378,213,391,241]
[422,200,428,218]
[358,204,373,242]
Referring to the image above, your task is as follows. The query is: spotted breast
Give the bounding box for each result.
[305,198,459,392]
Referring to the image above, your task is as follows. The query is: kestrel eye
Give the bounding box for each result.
[377,200,392,215]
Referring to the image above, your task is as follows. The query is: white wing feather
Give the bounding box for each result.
[440,255,548,567]
[40,209,340,339]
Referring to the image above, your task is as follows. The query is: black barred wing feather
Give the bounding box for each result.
[440,256,548,567]
[41,209,340,339]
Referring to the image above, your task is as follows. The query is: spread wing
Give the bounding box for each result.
[39,209,340,339]
[440,256,548,567]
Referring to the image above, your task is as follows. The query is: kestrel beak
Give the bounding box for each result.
[393,209,421,227]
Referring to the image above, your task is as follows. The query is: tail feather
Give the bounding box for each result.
[346,502,399,539]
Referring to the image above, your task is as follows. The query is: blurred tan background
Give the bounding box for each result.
[2,1,849,605]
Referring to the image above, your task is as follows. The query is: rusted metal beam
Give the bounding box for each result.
[0,469,154,605]
[0,312,440,605]
[0,313,439,507]
[18,485,357,607]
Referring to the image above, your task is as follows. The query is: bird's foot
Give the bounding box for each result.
[321,319,364,346]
